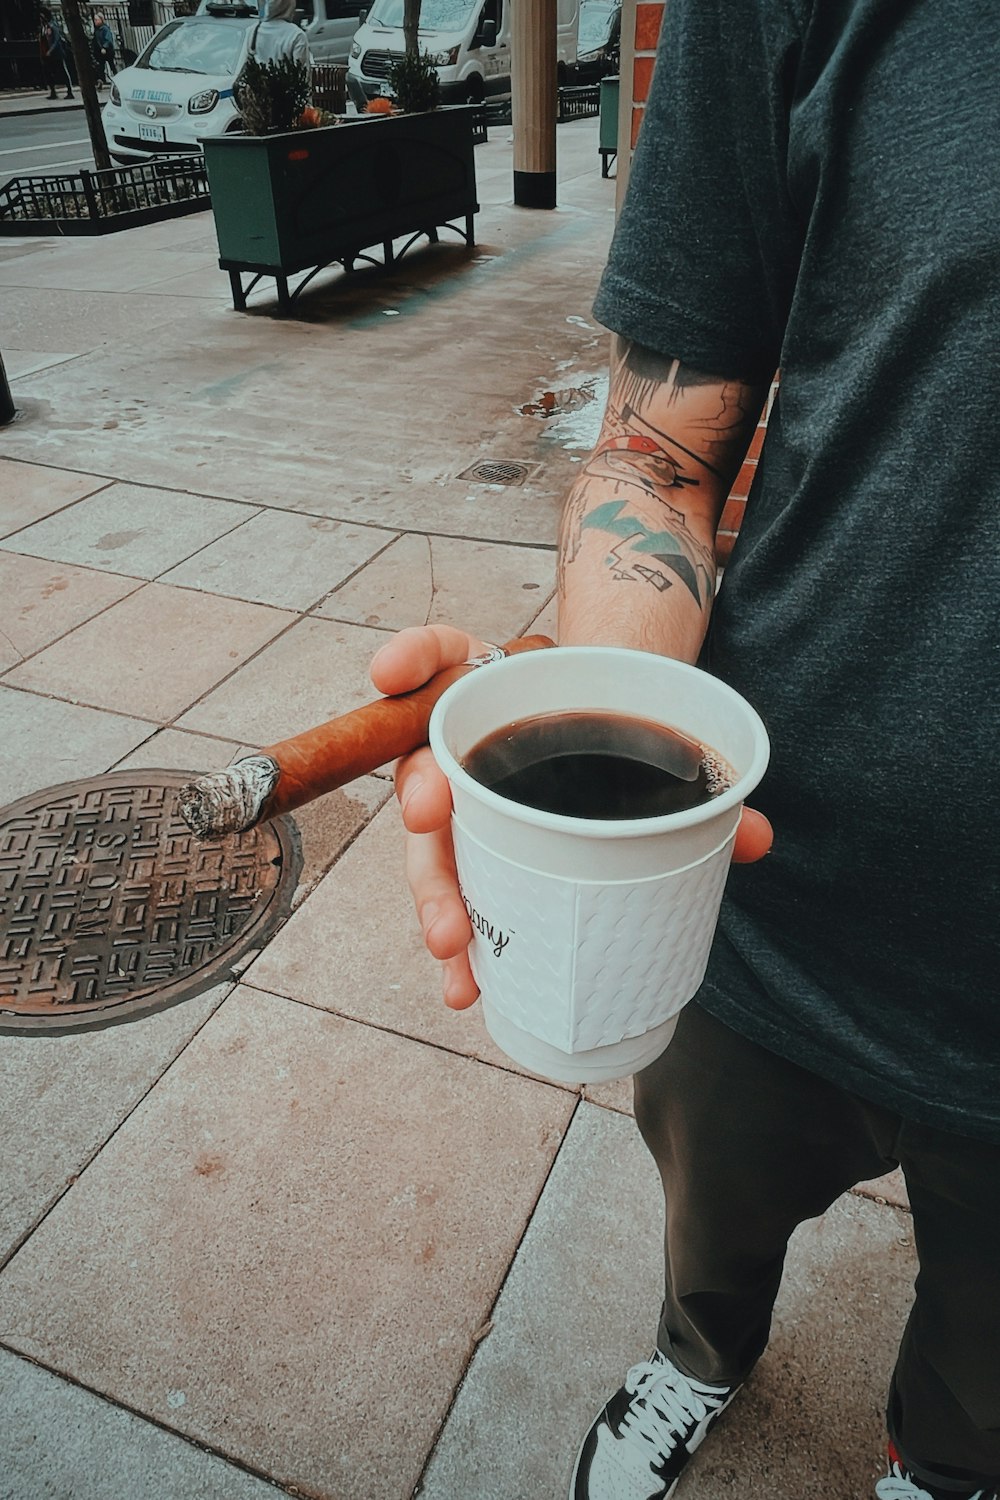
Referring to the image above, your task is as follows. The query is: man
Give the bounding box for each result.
[370,1,1000,1496]
[91,11,115,86]
[39,7,73,101]
[249,0,310,68]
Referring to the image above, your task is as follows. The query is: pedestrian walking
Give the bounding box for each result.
[370,1,1000,1497]
[91,10,116,86]
[248,0,310,68]
[39,7,74,100]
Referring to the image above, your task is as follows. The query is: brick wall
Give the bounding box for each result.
[629,2,664,148]
[618,1,775,568]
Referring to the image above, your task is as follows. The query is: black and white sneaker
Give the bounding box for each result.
[570,1348,739,1499]
[875,1442,997,1500]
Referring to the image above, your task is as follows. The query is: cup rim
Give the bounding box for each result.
[428,646,770,840]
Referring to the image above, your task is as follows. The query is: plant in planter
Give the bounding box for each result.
[386,48,441,114]
[236,55,311,135]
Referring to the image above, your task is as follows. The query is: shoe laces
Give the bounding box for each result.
[875,1457,992,1500]
[618,1353,729,1458]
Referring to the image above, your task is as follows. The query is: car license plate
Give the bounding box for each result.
[137,122,165,142]
[377,81,393,97]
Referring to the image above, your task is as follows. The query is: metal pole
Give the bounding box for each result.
[0,352,15,427]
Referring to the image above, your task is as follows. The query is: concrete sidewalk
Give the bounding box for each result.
[0,88,84,118]
[0,118,913,1500]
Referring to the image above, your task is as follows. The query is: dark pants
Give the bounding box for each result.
[633,1003,1000,1492]
[44,52,73,95]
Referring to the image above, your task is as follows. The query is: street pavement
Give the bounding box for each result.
[0,117,914,1499]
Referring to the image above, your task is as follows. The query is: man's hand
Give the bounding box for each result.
[371,624,773,1012]
[371,625,483,1010]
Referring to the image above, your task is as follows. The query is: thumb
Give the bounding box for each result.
[732,806,773,864]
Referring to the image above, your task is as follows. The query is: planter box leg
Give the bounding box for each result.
[229,270,247,311]
[276,275,292,315]
[383,239,394,266]
[426,226,439,243]
[466,212,476,246]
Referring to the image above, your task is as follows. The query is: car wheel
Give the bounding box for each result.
[465,73,484,104]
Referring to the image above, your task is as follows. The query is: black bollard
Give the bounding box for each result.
[0,352,15,427]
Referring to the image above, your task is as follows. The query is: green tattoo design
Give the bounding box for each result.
[581,500,714,607]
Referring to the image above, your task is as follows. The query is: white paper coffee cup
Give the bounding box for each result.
[428,647,769,1084]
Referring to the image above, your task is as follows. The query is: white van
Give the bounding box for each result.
[196,0,365,64]
[295,0,367,64]
[346,0,579,110]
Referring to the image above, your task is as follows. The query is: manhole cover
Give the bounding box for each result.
[0,771,300,1035]
[456,459,538,487]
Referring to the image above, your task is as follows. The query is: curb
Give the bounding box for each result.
[0,102,87,118]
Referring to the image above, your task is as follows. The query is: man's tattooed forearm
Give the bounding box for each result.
[557,482,589,595]
[607,344,763,481]
[580,500,715,609]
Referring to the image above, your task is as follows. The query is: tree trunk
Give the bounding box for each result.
[402,0,420,58]
[61,0,113,172]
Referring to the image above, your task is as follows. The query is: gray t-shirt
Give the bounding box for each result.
[593,0,1000,1140]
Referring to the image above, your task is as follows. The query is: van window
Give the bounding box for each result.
[366,0,478,30]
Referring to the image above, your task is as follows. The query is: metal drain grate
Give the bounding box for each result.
[0,770,300,1035]
[456,459,539,487]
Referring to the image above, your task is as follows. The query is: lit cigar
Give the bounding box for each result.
[178,634,554,840]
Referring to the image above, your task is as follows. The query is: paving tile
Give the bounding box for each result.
[3,349,82,379]
[139,266,252,300]
[582,1073,634,1114]
[0,328,584,545]
[244,803,574,1081]
[4,584,296,723]
[0,687,153,805]
[0,986,575,1500]
[162,508,394,612]
[111,728,249,776]
[0,458,111,537]
[316,533,556,642]
[0,552,141,670]
[177,615,389,745]
[854,1166,910,1211]
[421,1105,918,1500]
[286,774,392,907]
[0,986,228,1265]
[0,244,219,295]
[2,482,259,579]
[0,283,185,355]
[526,587,559,641]
[0,1347,280,1500]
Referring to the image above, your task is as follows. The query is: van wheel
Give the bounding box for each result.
[557,61,567,86]
[465,73,485,103]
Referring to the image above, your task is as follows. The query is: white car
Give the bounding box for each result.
[102,8,258,164]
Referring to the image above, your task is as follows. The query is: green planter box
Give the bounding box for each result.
[203,106,480,313]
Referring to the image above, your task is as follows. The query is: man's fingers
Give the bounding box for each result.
[370,625,487,697]
[405,826,480,1008]
[442,953,480,1010]
[732,806,773,863]
[405,824,473,955]
[395,746,453,833]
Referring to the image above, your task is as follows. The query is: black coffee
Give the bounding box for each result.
[463,710,731,820]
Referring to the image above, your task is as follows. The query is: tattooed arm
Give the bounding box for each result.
[558,343,767,662]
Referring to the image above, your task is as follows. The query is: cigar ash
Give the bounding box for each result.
[179,755,281,839]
